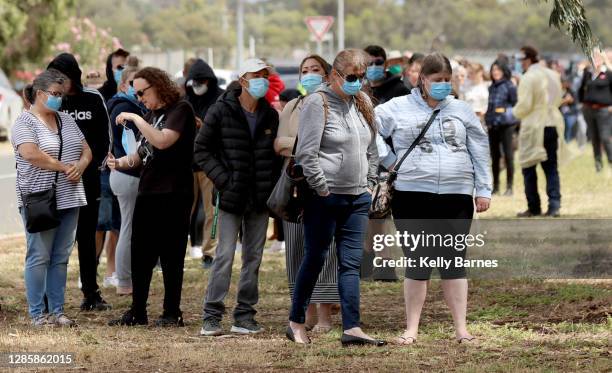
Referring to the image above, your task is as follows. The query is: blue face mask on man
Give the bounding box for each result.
[424,78,452,101]
[114,69,123,84]
[300,73,323,94]
[246,77,270,99]
[366,65,385,82]
[44,93,62,112]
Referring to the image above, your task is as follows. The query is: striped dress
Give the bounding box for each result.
[12,111,88,210]
[285,221,339,303]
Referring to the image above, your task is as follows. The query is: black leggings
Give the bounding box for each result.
[131,192,192,317]
[391,192,474,280]
[488,125,516,190]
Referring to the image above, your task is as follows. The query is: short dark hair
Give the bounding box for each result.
[364,45,386,60]
[112,48,130,59]
[520,45,539,63]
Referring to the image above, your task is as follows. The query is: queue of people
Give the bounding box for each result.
[11,42,610,345]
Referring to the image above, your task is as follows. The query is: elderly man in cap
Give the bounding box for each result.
[195,58,280,336]
[513,45,564,217]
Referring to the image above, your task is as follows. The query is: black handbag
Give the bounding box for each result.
[267,92,329,222]
[20,113,63,233]
[369,109,440,218]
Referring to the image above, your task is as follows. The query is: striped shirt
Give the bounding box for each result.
[12,111,88,210]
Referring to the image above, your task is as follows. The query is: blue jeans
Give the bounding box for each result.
[20,207,79,318]
[289,192,370,330]
[563,113,577,143]
[522,127,561,213]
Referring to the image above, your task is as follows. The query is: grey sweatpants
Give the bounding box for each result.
[202,205,268,322]
[109,170,139,288]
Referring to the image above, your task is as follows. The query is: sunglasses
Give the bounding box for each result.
[369,58,385,66]
[116,64,125,71]
[337,71,365,83]
[129,81,152,97]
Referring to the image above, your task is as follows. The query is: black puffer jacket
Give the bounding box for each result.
[194,88,280,214]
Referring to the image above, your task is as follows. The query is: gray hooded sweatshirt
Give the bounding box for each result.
[296,85,378,196]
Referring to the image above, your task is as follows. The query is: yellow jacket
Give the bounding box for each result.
[513,65,564,168]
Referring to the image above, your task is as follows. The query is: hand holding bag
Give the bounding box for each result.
[369,109,440,219]
[20,113,63,233]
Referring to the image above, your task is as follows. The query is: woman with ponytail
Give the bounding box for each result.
[287,49,385,346]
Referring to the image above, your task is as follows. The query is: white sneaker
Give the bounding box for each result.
[49,313,77,327]
[77,277,82,289]
[103,275,118,288]
[190,246,203,259]
[268,240,285,253]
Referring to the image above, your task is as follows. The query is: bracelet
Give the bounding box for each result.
[126,154,135,168]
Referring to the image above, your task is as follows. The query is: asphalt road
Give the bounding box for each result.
[0,150,22,236]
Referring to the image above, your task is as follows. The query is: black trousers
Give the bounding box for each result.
[77,169,101,298]
[488,124,515,190]
[391,191,474,280]
[131,192,192,317]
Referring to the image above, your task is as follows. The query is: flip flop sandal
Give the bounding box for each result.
[394,335,417,345]
[311,325,332,333]
[457,336,476,344]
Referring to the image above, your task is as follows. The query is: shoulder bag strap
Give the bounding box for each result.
[390,108,440,175]
[53,113,63,186]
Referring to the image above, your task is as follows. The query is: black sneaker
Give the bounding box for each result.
[200,318,223,336]
[81,290,112,311]
[154,312,185,327]
[201,255,214,270]
[231,318,264,334]
[108,309,148,326]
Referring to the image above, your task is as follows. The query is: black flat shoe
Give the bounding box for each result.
[341,333,386,347]
[286,326,310,344]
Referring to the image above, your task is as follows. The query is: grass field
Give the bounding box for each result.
[0,147,610,372]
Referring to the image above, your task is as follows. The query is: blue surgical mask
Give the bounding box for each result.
[514,61,523,74]
[127,86,137,99]
[300,73,323,94]
[246,78,269,99]
[426,80,452,101]
[114,69,123,84]
[366,65,385,81]
[44,94,62,112]
[340,77,363,96]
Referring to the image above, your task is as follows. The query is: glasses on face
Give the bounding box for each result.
[337,71,365,83]
[44,90,63,97]
[135,86,152,97]
[368,58,385,66]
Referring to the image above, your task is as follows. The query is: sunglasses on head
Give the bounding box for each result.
[369,58,385,66]
[337,71,365,83]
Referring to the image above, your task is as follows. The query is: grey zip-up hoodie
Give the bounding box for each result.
[296,85,379,196]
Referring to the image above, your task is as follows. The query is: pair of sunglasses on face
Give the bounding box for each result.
[129,80,151,97]
[368,58,385,66]
[337,71,365,83]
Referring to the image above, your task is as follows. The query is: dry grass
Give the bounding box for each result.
[0,149,611,372]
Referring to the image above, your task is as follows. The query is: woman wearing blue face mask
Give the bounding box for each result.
[288,49,384,346]
[13,69,92,327]
[106,57,144,296]
[274,54,340,334]
[376,52,492,345]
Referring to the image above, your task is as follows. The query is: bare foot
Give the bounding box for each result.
[289,321,310,344]
[394,330,417,345]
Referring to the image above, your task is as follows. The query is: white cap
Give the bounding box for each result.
[238,58,271,78]
[387,50,403,60]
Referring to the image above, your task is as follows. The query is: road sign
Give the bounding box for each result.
[305,16,335,42]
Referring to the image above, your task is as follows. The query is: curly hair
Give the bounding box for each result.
[134,67,180,107]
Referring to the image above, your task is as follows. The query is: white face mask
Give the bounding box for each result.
[192,83,208,96]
